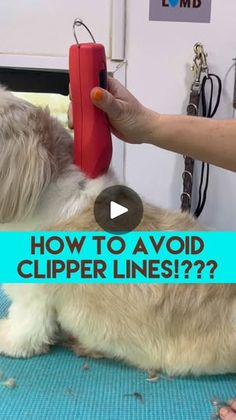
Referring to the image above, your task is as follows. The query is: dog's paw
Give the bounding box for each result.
[0,319,49,358]
[66,337,105,359]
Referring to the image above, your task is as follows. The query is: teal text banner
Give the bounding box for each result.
[0,231,235,283]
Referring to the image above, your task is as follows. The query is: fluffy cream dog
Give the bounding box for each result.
[0,86,235,376]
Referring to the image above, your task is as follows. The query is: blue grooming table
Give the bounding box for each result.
[0,286,235,420]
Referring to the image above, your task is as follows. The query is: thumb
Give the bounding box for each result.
[90,87,123,120]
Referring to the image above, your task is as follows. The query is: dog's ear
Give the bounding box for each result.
[0,100,53,223]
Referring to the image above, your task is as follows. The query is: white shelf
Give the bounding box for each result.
[0,53,126,74]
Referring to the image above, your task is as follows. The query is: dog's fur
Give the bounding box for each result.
[0,86,235,376]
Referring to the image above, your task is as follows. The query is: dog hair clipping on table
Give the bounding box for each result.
[81,362,89,370]
[2,378,16,389]
[146,369,159,382]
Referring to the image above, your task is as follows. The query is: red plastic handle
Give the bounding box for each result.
[69,43,112,178]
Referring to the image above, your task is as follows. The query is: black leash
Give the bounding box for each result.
[181,85,201,213]
[233,58,236,110]
[181,43,222,216]
[194,73,222,217]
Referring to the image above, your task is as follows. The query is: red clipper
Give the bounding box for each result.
[69,21,112,178]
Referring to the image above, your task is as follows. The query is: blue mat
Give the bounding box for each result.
[0,287,235,420]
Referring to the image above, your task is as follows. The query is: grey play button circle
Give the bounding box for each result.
[94,185,143,233]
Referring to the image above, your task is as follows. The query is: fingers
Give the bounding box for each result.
[219,400,236,419]
[68,84,123,130]
[68,77,127,129]
[90,87,123,120]
[219,407,236,419]
[229,400,236,411]
[107,76,138,102]
[107,77,127,96]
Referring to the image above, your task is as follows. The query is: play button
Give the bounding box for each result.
[110,201,128,219]
[94,185,143,233]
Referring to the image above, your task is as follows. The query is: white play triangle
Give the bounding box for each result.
[110,201,128,220]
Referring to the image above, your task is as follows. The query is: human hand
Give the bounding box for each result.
[68,77,159,144]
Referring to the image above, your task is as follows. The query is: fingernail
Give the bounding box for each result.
[227,399,234,405]
[219,407,229,417]
[93,88,104,102]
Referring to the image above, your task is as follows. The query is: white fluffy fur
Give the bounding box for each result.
[0,87,236,377]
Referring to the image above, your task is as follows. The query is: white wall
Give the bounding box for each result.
[0,0,111,56]
[125,0,236,230]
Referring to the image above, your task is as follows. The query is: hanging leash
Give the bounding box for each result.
[233,57,236,110]
[181,43,208,213]
[194,73,222,217]
[181,43,222,217]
